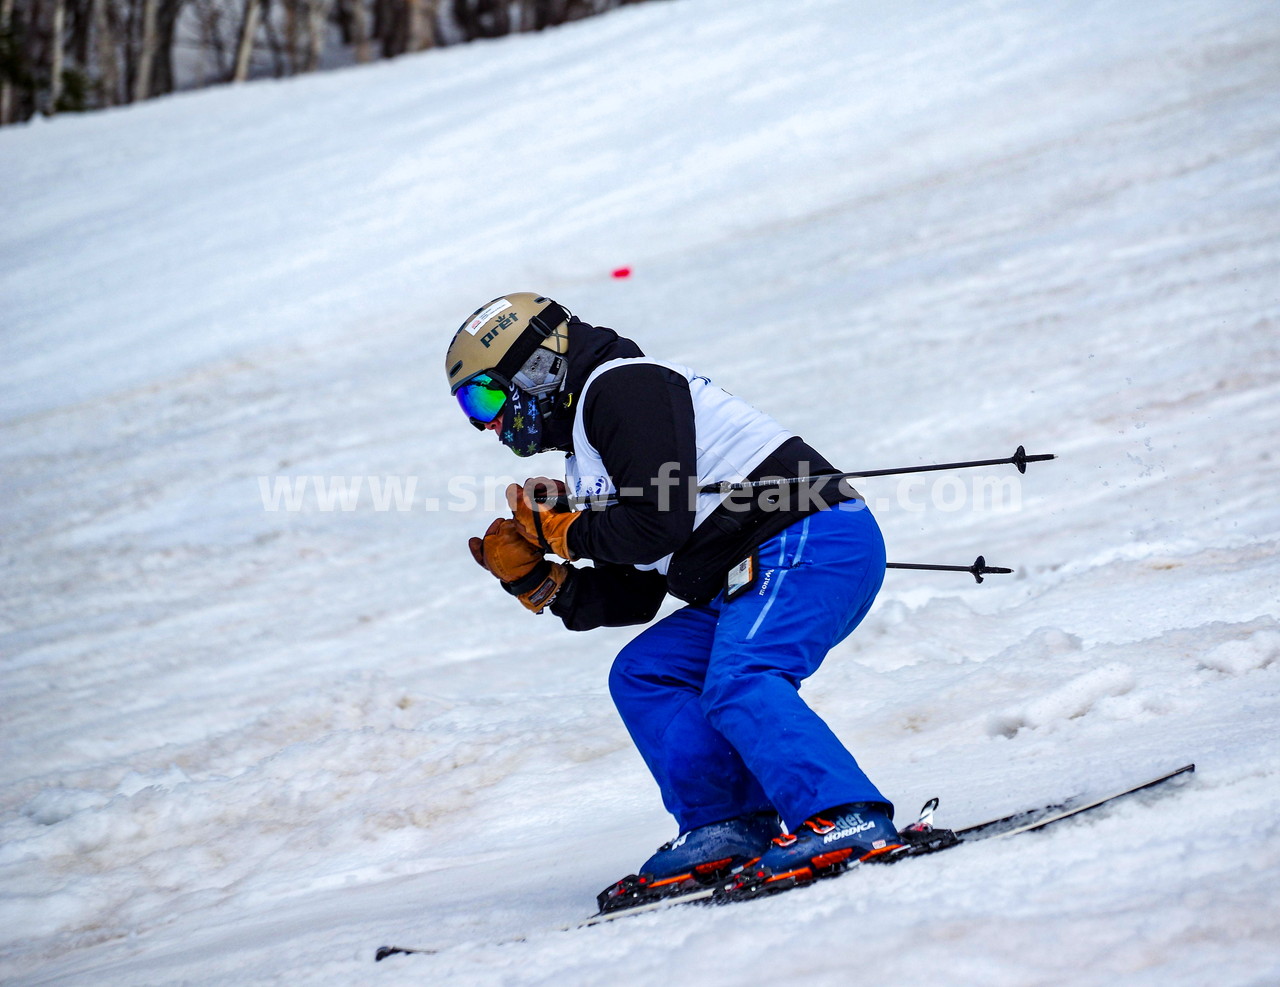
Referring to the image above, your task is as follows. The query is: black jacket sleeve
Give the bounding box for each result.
[565,364,698,566]
[549,564,668,631]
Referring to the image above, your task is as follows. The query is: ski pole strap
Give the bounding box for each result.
[504,560,553,597]
[531,504,553,554]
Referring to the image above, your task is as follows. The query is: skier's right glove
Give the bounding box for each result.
[506,480,580,561]
[468,518,568,613]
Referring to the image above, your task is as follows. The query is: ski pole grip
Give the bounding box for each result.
[533,492,573,512]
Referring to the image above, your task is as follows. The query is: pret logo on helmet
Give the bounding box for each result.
[482,312,523,346]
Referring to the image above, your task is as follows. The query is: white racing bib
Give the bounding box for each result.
[565,358,791,574]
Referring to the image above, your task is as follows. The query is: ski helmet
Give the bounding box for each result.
[446,293,571,457]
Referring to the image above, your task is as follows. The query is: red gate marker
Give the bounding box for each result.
[611,267,632,279]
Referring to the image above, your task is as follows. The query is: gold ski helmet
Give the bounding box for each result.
[446,294,569,394]
[447,293,571,455]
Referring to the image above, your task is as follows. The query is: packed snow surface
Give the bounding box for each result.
[2,0,1279,983]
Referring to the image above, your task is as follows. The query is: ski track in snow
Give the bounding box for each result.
[2,0,1279,983]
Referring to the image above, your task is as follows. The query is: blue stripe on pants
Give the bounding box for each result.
[608,500,890,831]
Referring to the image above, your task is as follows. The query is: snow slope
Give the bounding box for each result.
[2,0,1279,983]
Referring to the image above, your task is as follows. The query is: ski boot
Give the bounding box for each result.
[728,802,902,896]
[597,811,783,913]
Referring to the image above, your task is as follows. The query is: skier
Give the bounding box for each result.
[447,293,900,896]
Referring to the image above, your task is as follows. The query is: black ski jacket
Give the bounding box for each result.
[544,319,855,631]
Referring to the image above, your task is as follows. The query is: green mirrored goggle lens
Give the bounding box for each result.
[455,373,509,426]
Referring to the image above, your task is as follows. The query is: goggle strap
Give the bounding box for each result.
[492,302,568,384]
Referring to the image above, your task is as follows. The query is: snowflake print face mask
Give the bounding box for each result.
[499,385,545,458]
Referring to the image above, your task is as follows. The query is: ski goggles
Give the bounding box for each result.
[453,372,510,429]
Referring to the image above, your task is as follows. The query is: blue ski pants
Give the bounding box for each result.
[608,499,891,832]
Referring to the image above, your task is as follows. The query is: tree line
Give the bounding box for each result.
[0,0,655,125]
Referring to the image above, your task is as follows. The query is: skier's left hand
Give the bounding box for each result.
[468,517,569,613]
[506,479,579,561]
[469,518,544,583]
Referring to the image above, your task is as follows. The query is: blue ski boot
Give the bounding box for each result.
[597,811,783,913]
[733,802,901,894]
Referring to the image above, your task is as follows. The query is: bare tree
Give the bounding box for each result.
[452,0,509,42]
[260,0,289,76]
[283,0,302,73]
[371,0,402,57]
[524,0,557,32]
[91,0,118,104]
[149,0,182,93]
[191,0,231,82]
[514,0,623,34]
[231,0,258,79]
[49,0,64,109]
[344,0,369,62]
[132,0,157,99]
[301,0,325,70]
[406,0,439,51]
[1,0,15,123]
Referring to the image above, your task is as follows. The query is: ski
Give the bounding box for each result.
[853,762,1196,867]
[955,762,1195,842]
[581,886,717,925]
[374,763,1194,960]
[374,888,719,961]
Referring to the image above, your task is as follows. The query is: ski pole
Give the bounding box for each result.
[886,555,1013,584]
[541,445,1055,510]
[700,445,1055,495]
[523,483,1017,584]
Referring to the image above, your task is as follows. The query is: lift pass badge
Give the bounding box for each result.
[725,554,757,601]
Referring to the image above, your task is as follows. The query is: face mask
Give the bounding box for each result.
[499,386,545,458]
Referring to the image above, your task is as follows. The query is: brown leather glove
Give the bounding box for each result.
[506,479,580,561]
[469,518,542,583]
[468,518,569,613]
[503,560,569,613]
